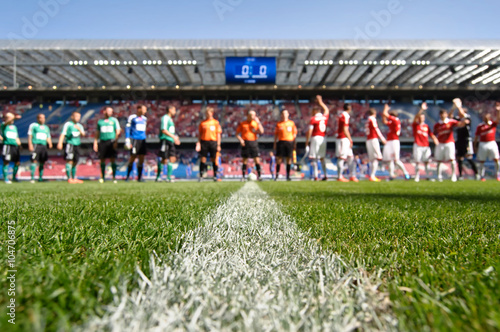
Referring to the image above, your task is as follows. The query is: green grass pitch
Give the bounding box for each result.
[261,181,500,331]
[1,180,499,331]
[0,182,243,332]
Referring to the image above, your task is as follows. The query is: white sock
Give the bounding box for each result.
[321,159,326,178]
[425,163,430,177]
[396,160,408,176]
[415,164,420,179]
[495,160,500,177]
[338,159,345,178]
[451,161,456,178]
[437,162,443,179]
[312,160,318,178]
[479,163,485,178]
[389,161,395,178]
[348,156,356,177]
[371,160,378,178]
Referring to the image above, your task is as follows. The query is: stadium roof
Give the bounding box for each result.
[1,39,500,93]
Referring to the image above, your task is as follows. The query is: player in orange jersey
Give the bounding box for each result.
[196,107,222,182]
[236,109,264,181]
[273,109,297,181]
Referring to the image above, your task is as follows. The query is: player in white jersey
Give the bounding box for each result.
[305,95,329,181]
[365,108,386,182]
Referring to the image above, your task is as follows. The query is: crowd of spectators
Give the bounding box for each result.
[2,99,499,139]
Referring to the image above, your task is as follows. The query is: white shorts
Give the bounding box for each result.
[413,144,432,163]
[336,138,353,160]
[477,141,500,161]
[383,140,400,161]
[435,142,455,162]
[309,136,327,159]
[366,138,382,161]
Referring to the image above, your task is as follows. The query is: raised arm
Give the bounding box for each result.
[413,102,427,124]
[382,104,390,125]
[316,95,329,117]
[453,98,466,118]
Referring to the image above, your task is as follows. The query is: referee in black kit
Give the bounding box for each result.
[450,98,478,180]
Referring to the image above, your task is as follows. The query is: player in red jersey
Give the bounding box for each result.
[365,108,386,182]
[335,103,357,182]
[433,99,466,182]
[305,95,329,181]
[474,102,500,181]
[412,102,439,182]
[382,104,410,180]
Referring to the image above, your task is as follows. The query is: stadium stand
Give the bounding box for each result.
[3,99,499,139]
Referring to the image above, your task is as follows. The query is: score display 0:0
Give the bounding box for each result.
[235,65,268,78]
[225,57,276,84]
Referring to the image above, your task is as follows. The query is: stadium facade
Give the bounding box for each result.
[1,39,500,100]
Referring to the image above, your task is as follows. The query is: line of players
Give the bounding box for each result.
[1,104,191,183]
[1,96,499,183]
[306,96,500,183]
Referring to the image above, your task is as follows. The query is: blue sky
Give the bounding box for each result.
[2,0,499,40]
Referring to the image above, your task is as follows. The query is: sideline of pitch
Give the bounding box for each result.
[81,182,397,331]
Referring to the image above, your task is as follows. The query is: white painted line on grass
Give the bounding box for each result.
[83,182,397,331]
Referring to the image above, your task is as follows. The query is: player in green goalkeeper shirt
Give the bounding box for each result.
[93,107,121,183]
[1,113,22,184]
[28,113,52,183]
[57,111,85,183]
[156,105,180,182]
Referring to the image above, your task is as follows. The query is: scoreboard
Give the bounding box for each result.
[225,57,276,84]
